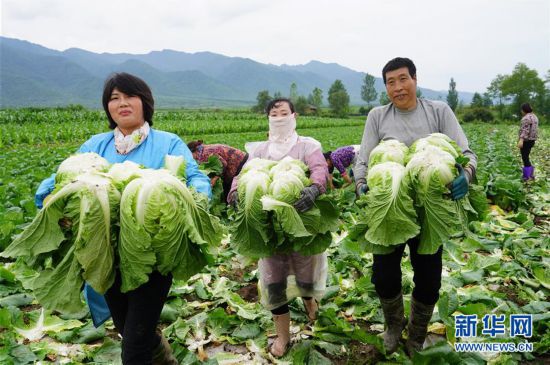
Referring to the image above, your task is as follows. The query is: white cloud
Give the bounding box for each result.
[1,0,549,92]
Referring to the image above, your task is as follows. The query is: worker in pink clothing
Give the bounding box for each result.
[228,98,329,357]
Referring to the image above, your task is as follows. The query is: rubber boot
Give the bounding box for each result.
[270,312,291,357]
[303,298,319,321]
[527,166,535,180]
[405,297,435,356]
[379,292,407,353]
[522,167,530,181]
[152,332,179,365]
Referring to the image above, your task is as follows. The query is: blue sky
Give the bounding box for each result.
[2,0,549,93]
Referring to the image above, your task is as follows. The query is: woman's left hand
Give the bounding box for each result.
[517,139,523,149]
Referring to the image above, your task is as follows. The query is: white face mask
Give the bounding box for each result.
[267,113,299,160]
[268,114,296,143]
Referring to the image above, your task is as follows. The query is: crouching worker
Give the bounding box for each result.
[324,145,360,189]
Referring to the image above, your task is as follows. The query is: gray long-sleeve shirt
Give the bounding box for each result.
[354,98,477,181]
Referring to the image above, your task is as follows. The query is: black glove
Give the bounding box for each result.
[355,178,368,198]
[228,191,239,209]
[294,185,320,213]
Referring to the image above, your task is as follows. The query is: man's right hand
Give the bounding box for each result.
[355,179,368,198]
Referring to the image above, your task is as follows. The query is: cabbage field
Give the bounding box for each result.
[0,109,549,364]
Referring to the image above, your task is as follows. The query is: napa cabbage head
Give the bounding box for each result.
[164,154,187,179]
[269,156,307,176]
[405,146,457,192]
[238,170,271,209]
[231,170,273,258]
[268,173,307,204]
[2,171,120,313]
[408,133,461,161]
[368,139,409,167]
[119,169,221,292]
[404,145,462,254]
[363,162,420,246]
[367,161,406,198]
[108,161,143,191]
[241,158,277,174]
[55,153,110,186]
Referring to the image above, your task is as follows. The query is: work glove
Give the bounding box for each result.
[450,164,469,200]
[355,178,368,198]
[228,191,239,210]
[294,185,320,213]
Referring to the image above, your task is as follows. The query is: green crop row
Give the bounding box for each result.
[0,109,365,147]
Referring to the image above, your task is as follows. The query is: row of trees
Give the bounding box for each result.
[252,72,384,117]
[254,62,549,122]
[252,80,353,117]
[447,63,549,122]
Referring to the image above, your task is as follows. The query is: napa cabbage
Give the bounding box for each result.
[119,169,221,292]
[164,154,187,180]
[368,139,409,167]
[363,162,419,246]
[55,153,110,187]
[230,158,339,259]
[355,133,476,254]
[108,160,143,191]
[2,172,120,314]
[2,152,221,312]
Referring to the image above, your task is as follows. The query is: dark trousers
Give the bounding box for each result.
[105,271,172,365]
[520,140,535,167]
[371,237,443,305]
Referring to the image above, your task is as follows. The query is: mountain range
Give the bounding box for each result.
[0,37,474,108]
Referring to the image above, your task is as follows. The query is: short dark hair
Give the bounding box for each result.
[102,72,155,129]
[265,98,295,115]
[382,57,417,84]
[521,103,533,113]
[323,151,332,160]
[187,140,204,152]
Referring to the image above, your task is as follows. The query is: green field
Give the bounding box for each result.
[0,109,549,364]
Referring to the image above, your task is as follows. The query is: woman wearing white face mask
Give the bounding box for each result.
[227,98,329,357]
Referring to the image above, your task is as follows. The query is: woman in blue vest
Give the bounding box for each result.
[35,72,211,364]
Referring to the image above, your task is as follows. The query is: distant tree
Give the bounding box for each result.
[379,91,390,105]
[470,92,484,108]
[289,82,299,102]
[487,74,506,119]
[541,70,550,119]
[307,87,323,109]
[252,90,272,113]
[482,92,493,107]
[416,89,423,98]
[360,73,377,107]
[500,63,545,116]
[446,78,459,111]
[294,96,309,115]
[273,91,283,99]
[328,80,350,117]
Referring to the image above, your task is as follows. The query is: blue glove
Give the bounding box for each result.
[355,178,368,198]
[451,164,469,200]
[294,185,320,212]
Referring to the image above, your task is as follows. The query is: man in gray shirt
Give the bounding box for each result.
[354,57,477,355]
